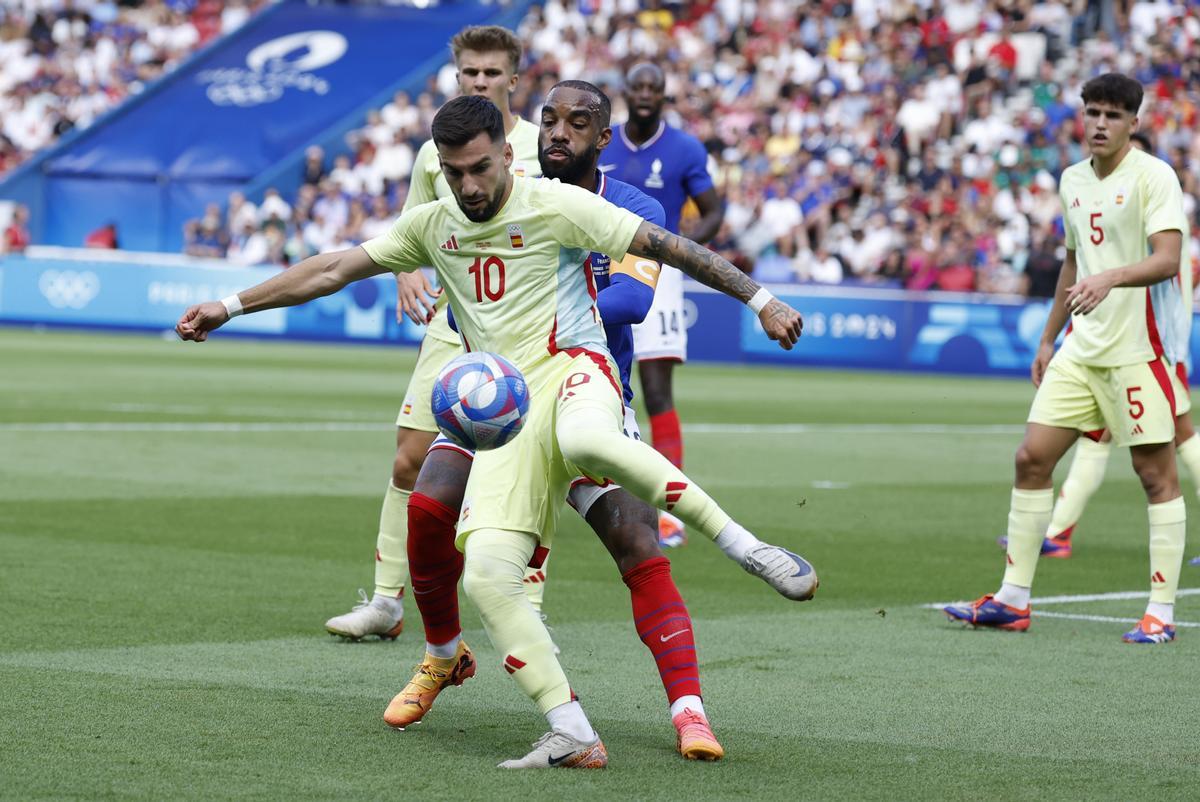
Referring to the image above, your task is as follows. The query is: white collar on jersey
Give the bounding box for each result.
[619,120,667,151]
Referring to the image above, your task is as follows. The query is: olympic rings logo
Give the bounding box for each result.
[38,270,100,309]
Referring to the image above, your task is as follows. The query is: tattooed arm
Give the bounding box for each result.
[627,220,803,350]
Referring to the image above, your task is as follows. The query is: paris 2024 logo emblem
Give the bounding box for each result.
[198,30,348,107]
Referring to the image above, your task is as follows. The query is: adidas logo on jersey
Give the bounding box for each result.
[1071,198,1081,208]
[441,234,459,251]
[1131,423,1145,436]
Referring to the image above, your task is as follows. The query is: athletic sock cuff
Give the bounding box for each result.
[410,491,458,527]
[1076,438,1114,457]
[621,555,671,588]
[1011,487,1054,513]
[1177,434,1200,458]
[1148,496,1186,525]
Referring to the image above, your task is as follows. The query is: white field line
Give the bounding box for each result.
[0,421,1027,435]
[1032,611,1200,628]
[922,588,1200,609]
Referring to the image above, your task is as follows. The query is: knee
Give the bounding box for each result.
[1134,462,1175,499]
[1014,443,1053,484]
[462,548,522,609]
[608,524,662,574]
[557,422,605,468]
[391,440,425,490]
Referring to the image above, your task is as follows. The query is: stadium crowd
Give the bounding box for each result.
[175,0,1200,297]
[0,0,265,178]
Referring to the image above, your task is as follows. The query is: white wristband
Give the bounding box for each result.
[747,287,774,314]
[220,294,243,319]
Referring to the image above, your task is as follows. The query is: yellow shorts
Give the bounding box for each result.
[1028,354,1179,447]
[455,348,624,550]
[1172,363,1192,417]
[395,312,463,433]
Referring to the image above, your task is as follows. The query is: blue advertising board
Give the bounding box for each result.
[3,255,1196,379]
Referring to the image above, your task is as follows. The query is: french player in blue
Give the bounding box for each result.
[600,62,725,548]
[391,80,734,760]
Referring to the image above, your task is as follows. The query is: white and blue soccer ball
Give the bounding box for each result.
[431,352,530,451]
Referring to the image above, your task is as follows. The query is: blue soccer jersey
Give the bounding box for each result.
[599,121,713,234]
[592,172,665,403]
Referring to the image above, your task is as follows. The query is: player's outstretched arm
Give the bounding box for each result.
[627,221,803,350]
[176,247,387,342]
[1032,249,1077,386]
[1066,230,1182,315]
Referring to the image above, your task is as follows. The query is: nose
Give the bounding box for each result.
[550,120,569,142]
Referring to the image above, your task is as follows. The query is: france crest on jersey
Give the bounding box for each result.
[599,121,713,235]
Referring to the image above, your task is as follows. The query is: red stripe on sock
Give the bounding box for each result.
[649,410,684,468]
[623,556,702,704]
[408,492,464,647]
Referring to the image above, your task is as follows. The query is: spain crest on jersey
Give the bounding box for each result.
[1115,188,1127,206]
[508,224,525,249]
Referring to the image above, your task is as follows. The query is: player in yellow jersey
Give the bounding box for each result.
[324,25,547,641]
[945,74,1188,644]
[995,131,1197,561]
[177,95,811,767]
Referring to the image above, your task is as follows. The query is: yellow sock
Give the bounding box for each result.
[556,402,731,539]
[1148,496,1186,604]
[1002,488,1054,589]
[373,482,410,598]
[462,528,569,714]
[521,554,550,612]
[1176,435,1200,498]
[1047,439,1110,537]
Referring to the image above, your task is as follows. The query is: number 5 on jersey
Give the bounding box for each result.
[468,256,506,302]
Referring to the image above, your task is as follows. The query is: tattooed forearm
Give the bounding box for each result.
[629,221,758,303]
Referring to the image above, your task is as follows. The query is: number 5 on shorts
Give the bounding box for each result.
[1127,386,1144,420]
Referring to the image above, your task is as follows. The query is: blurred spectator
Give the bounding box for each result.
[4,204,31,253]
[84,222,118,249]
[0,1,268,181]
[301,146,327,187]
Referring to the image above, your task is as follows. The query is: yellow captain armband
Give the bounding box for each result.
[611,253,661,288]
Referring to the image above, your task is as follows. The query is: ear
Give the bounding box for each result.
[503,142,513,169]
[597,126,613,152]
[508,71,519,94]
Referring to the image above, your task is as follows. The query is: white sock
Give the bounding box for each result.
[1146,601,1174,626]
[669,695,705,719]
[546,701,596,742]
[994,583,1030,609]
[371,593,404,616]
[714,521,760,562]
[426,635,461,659]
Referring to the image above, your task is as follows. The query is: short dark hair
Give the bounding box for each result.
[450,25,522,73]
[431,95,505,149]
[1130,131,1154,152]
[551,80,611,127]
[1080,73,1144,114]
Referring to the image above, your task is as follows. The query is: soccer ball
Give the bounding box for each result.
[431,352,530,451]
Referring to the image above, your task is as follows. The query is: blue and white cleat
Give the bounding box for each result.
[943,594,1031,631]
[740,543,818,601]
[1122,614,1176,644]
[996,527,1073,559]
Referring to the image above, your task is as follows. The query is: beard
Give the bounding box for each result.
[457,179,507,222]
[539,140,598,186]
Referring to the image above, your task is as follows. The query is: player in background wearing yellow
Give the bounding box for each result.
[324,26,548,641]
[177,95,812,768]
[996,130,1196,561]
[945,74,1188,644]
[600,62,725,548]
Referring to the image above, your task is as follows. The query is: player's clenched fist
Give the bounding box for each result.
[176,301,230,342]
[759,299,803,350]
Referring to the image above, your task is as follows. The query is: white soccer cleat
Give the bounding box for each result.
[497,731,608,769]
[324,589,404,641]
[740,543,818,601]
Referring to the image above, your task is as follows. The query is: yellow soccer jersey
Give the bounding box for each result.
[403,117,542,343]
[1059,148,1188,367]
[363,176,644,381]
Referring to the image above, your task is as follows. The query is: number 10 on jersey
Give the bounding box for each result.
[468,256,506,302]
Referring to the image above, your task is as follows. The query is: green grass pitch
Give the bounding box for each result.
[2,328,1199,800]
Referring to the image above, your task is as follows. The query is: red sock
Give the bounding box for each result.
[623,556,701,704]
[649,409,684,468]
[408,492,464,646]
